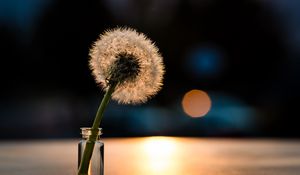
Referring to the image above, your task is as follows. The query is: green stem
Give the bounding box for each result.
[78,82,117,175]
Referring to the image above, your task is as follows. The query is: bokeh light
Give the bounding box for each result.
[186,45,224,79]
[182,89,212,118]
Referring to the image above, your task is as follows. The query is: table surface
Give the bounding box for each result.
[0,137,300,175]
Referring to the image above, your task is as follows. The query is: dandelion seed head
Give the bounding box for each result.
[108,52,141,84]
[89,27,165,104]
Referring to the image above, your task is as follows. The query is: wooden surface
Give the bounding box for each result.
[0,137,300,175]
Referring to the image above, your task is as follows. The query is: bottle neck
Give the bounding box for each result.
[80,127,102,140]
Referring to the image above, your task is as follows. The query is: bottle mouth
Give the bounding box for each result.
[80,127,102,136]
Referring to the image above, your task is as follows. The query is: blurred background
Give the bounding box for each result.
[0,0,299,139]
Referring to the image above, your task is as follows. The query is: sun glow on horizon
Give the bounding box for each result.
[141,137,178,173]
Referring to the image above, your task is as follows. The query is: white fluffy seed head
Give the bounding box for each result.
[89,27,165,104]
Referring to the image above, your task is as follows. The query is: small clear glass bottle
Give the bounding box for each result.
[78,128,104,175]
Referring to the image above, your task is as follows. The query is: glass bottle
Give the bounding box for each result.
[78,128,104,175]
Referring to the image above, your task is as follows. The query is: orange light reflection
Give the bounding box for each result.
[105,137,219,175]
[140,137,182,175]
[88,164,91,175]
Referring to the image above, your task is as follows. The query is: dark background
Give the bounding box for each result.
[0,0,299,139]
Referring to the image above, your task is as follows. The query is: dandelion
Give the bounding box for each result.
[78,27,165,175]
[89,27,164,104]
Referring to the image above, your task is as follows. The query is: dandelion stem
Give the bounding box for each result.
[78,82,117,175]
